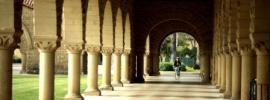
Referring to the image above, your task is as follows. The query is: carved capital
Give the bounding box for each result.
[85,45,100,54]
[240,46,254,56]
[144,51,150,56]
[123,49,131,55]
[34,40,57,52]
[114,48,123,55]
[64,43,83,53]
[254,42,270,56]
[101,47,113,55]
[0,33,17,49]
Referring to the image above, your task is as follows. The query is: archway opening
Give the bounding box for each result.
[159,32,200,78]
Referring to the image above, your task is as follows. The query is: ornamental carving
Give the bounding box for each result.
[64,43,83,53]
[34,40,57,52]
[240,46,254,56]
[0,33,16,49]
[85,45,100,53]
[123,49,131,55]
[254,42,270,55]
[114,48,123,55]
[101,47,113,54]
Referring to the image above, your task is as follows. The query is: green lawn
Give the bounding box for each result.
[12,74,101,100]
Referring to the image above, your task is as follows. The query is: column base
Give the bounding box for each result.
[132,77,145,83]
[215,85,220,89]
[64,94,83,100]
[223,93,231,99]
[219,89,225,93]
[121,80,131,84]
[84,89,101,96]
[112,82,123,87]
[100,85,114,91]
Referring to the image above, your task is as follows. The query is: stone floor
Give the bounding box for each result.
[84,72,226,100]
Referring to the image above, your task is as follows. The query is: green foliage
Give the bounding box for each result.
[13,74,101,100]
[180,65,187,71]
[194,64,200,70]
[159,62,174,71]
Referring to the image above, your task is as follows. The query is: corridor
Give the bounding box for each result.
[84,72,225,100]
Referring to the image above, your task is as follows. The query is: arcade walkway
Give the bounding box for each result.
[85,72,226,100]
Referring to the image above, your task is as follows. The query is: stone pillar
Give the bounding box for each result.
[240,48,256,100]
[35,41,57,100]
[100,47,113,90]
[220,53,226,92]
[214,55,219,85]
[143,52,150,76]
[200,53,210,83]
[121,49,131,84]
[84,46,101,96]
[224,52,232,98]
[64,44,83,100]
[255,45,270,100]
[231,51,241,100]
[135,52,145,83]
[217,54,221,87]
[0,33,16,100]
[112,49,123,87]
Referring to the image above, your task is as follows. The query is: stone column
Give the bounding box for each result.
[0,34,16,100]
[214,55,219,85]
[255,45,270,100]
[143,52,150,76]
[112,49,123,87]
[35,41,57,100]
[84,46,101,96]
[224,52,232,98]
[200,53,210,83]
[217,54,221,88]
[121,49,131,84]
[64,44,83,100]
[240,47,256,100]
[100,47,113,90]
[220,53,226,92]
[231,50,241,100]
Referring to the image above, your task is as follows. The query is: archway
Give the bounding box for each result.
[159,32,200,74]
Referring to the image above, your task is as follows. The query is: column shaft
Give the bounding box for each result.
[0,49,13,100]
[84,51,101,96]
[65,50,83,99]
[200,54,210,82]
[217,55,221,87]
[121,53,130,83]
[220,53,226,92]
[113,53,123,86]
[240,50,256,100]
[231,52,241,100]
[39,51,55,100]
[224,53,232,98]
[100,52,113,90]
[143,54,149,76]
[256,52,270,100]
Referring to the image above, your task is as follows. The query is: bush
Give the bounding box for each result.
[26,65,39,74]
[194,64,200,70]
[180,65,187,71]
[159,62,174,71]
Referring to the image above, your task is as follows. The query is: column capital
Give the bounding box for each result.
[85,45,100,53]
[240,46,254,56]
[144,51,150,56]
[101,47,113,55]
[123,49,131,55]
[64,43,83,53]
[114,48,123,55]
[0,31,17,50]
[34,40,57,53]
[254,42,270,56]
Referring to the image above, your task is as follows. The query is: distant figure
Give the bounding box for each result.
[174,57,181,80]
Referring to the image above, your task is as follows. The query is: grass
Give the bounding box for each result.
[12,74,101,100]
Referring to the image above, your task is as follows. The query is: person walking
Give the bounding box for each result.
[174,57,181,80]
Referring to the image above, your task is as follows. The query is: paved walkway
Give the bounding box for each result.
[85,72,225,100]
